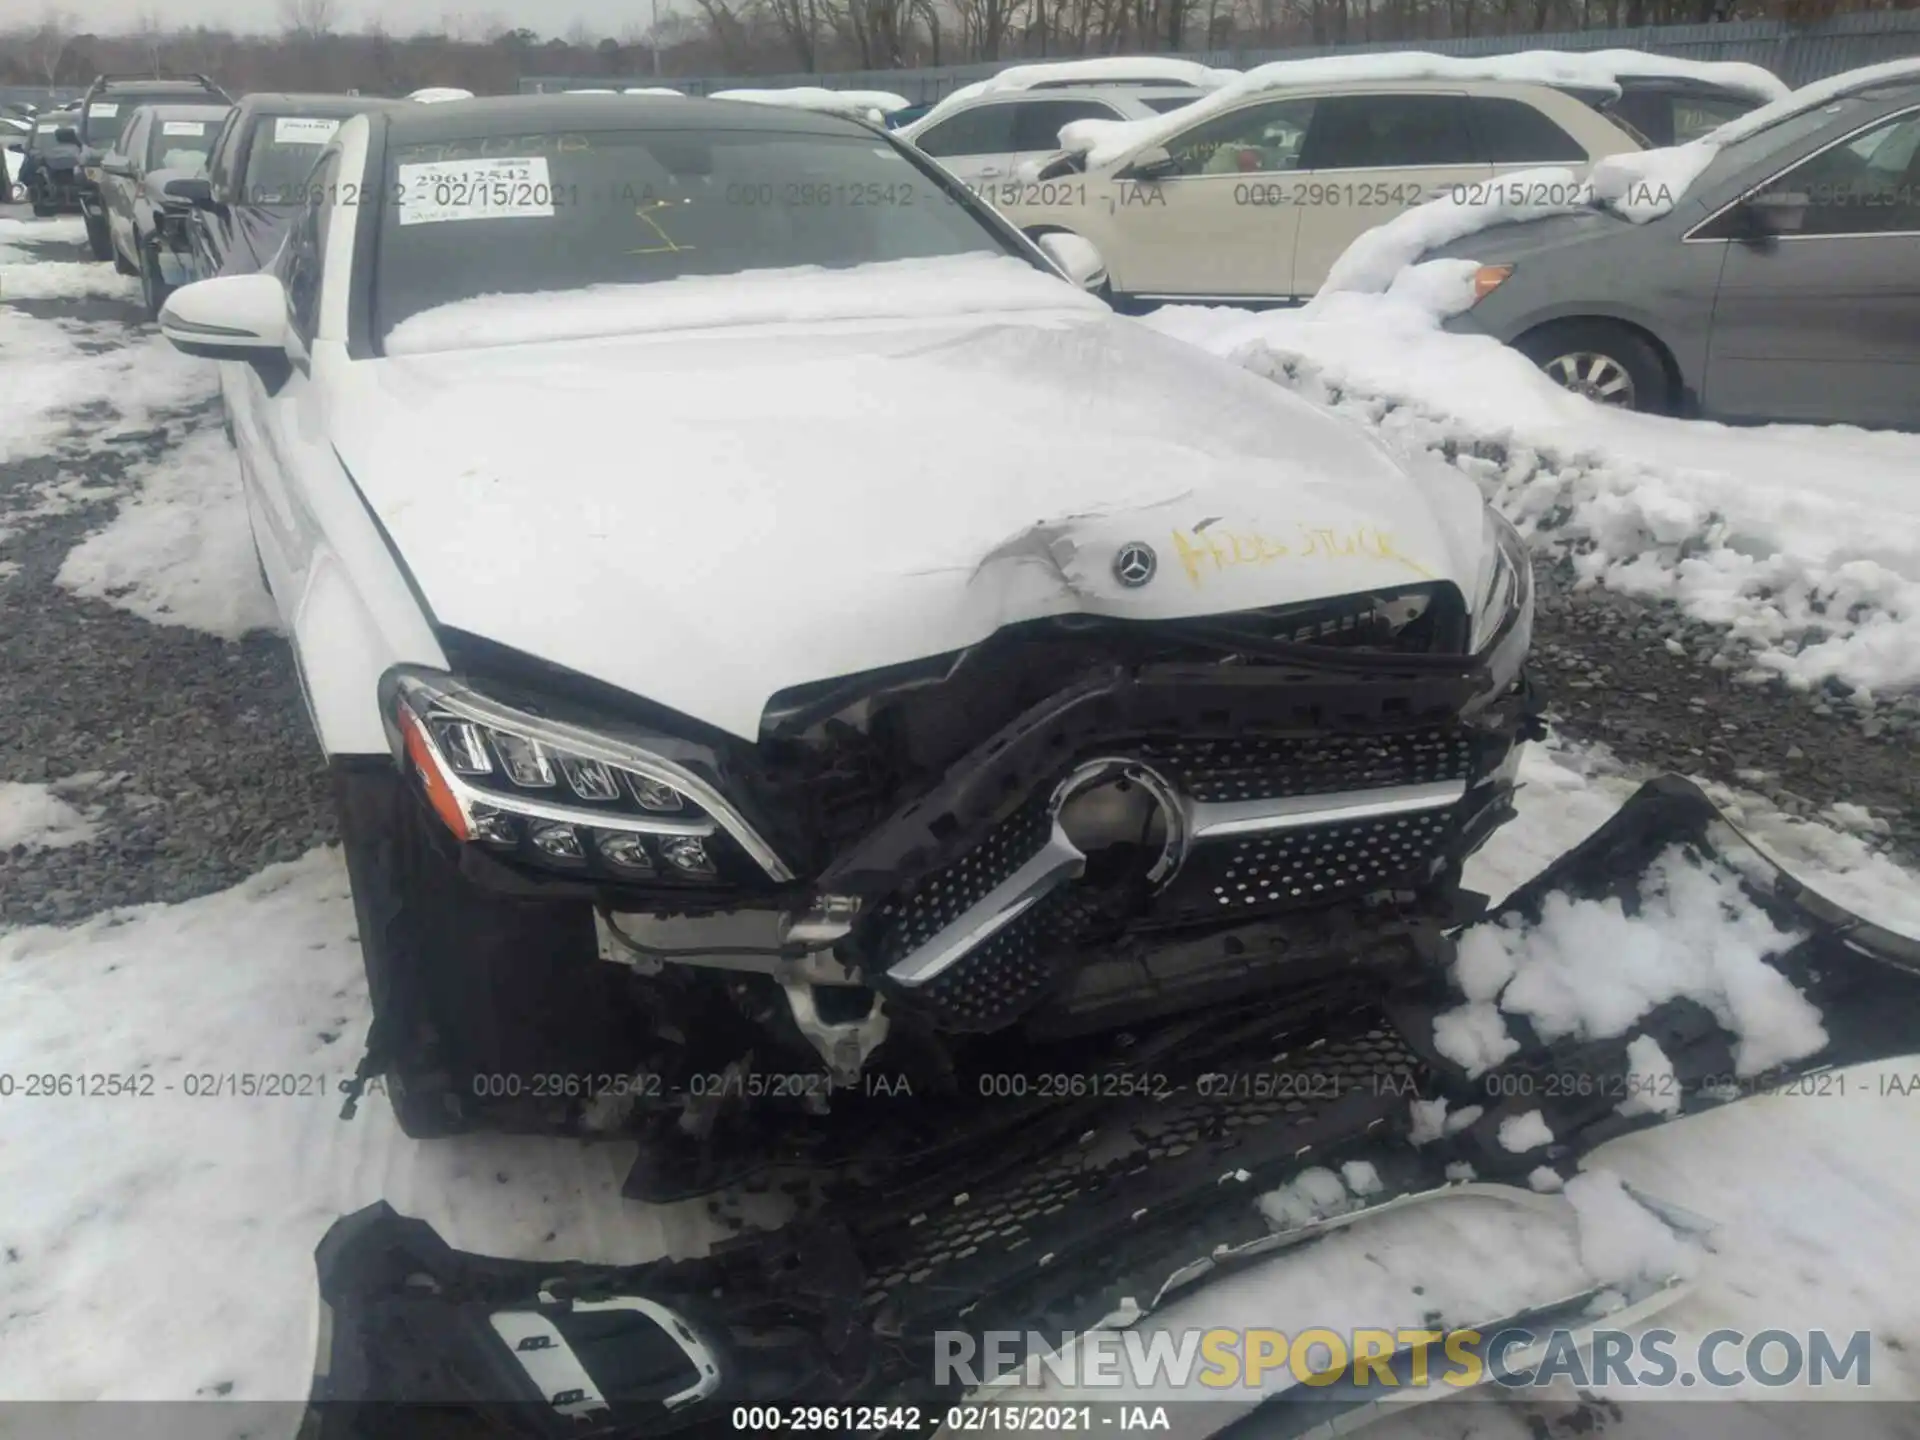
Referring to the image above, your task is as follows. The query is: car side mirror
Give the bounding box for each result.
[1744,189,1810,236]
[55,126,78,145]
[1118,144,1177,181]
[165,174,215,207]
[158,273,290,361]
[1034,231,1108,293]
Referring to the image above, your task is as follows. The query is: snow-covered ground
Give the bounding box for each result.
[2,211,1918,1437]
[1147,282,1920,698]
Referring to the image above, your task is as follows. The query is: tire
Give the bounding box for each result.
[1515,320,1672,416]
[112,232,138,277]
[333,764,649,1139]
[139,240,170,321]
[83,210,112,262]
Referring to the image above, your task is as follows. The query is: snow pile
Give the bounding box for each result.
[0,782,99,851]
[623,87,685,97]
[1318,168,1592,296]
[1435,845,1827,1080]
[383,253,1102,354]
[0,309,216,467]
[406,87,473,103]
[0,851,732,1400]
[57,424,278,641]
[1498,1110,1555,1153]
[1056,47,1786,167]
[901,57,1232,137]
[1148,282,1920,696]
[710,87,911,120]
[1563,1170,1701,1288]
[1616,1034,1683,1119]
[1,254,137,303]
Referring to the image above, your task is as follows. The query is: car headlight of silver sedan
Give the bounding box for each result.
[381,668,792,884]
[1468,504,1533,679]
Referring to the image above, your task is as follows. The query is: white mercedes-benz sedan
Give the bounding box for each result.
[157,94,1538,1142]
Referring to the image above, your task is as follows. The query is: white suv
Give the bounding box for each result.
[994,78,1644,303]
[901,84,1206,189]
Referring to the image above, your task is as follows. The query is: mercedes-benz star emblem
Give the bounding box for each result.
[1113,542,1158,589]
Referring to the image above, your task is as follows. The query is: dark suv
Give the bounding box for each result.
[59,73,232,261]
[23,108,84,215]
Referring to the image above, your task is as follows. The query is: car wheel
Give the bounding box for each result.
[82,211,112,261]
[1516,320,1672,415]
[334,764,650,1140]
[139,241,169,321]
[112,234,138,277]
[31,188,57,218]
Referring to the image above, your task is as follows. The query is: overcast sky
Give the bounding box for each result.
[70,0,679,42]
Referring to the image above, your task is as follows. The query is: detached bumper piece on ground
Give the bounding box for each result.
[304,777,1920,1439]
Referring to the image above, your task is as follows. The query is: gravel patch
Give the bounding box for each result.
[0,295,333,928]
[1529,556,1920,866]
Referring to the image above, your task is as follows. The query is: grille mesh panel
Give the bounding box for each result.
[871,800,1054,964]
[1148,732,1475,803]
[1188,809,1457,913]
[861,1025,1419,1303]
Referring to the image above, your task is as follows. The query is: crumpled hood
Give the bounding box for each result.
[330,268,1490,740]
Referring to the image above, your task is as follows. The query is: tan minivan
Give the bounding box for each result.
[988,78,1644,304]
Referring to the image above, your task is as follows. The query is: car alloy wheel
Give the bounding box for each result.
[1541,351,1636,407]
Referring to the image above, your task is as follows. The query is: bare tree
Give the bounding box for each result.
[26,9,75,85]
[280,0,340,39]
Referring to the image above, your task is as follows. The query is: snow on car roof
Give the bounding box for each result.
[407,87,475,103]
[1054,48,1790,168]
[901,57,1237,137]
[1318,55,1920,299]
[707,87,911,120]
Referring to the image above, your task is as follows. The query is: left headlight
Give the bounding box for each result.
[382,668,793,885]
[1468,504,1533,661]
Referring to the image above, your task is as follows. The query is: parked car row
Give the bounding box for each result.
[29,54,1914,430]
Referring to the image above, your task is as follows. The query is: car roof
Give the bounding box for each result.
[234,91,411,117]
[133,102,232,121]
[378,93,873,140]
[90,78,224,95]
[960,83,1203,104]
[1196,76,1609,101]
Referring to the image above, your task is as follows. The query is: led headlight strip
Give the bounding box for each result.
[385,669,794,883]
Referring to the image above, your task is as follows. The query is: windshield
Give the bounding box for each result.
[1143,96,1202,114]
[85,93,198,148]
[243,114,349,203]
[149,117,218,174]
[373,126,1012,335]
[1690,97,1865,195]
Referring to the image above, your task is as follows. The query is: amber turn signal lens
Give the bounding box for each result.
[1474,264,1515,301]
[399,706,470,841]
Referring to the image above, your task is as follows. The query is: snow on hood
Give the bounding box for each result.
[902,57,1236,138]
[338,271,1490,740]
[708,87,911,119]
[1056,47,1790,169]
[407,87,474,103]
[383,254,1108,355]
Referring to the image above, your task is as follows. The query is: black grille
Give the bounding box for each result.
[869,800,1054,966]
[860,1024,1419,1305]
[908,891,1090,1032]
[1146,731,1476,803]
[1161,808,1460,923]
